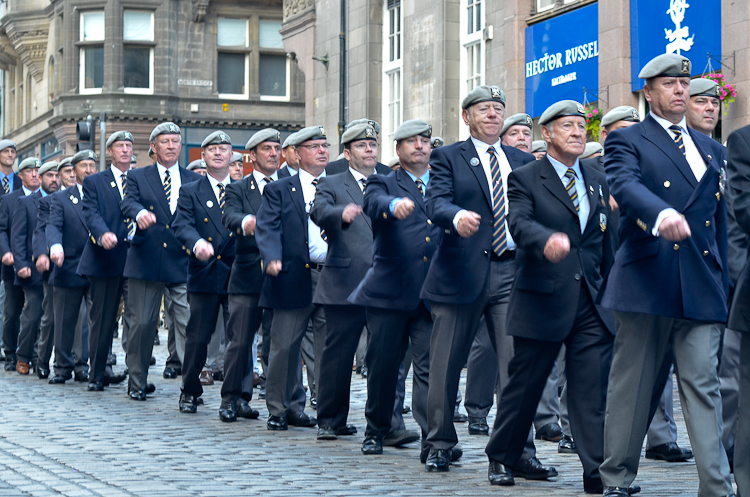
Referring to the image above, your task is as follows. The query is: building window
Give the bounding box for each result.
[41,136,61,162]
[459,0,484,139]
[217,18,249,98]
[465,42,482,91]
[259,19,289,101]
[123,11,154,94]
[537,0,556,11]
[467,0,481,35]
[381,0,403,159]
[79,11,104,94]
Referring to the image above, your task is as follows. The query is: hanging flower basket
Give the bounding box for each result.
[704,73,737,115]
[584,105,601,142]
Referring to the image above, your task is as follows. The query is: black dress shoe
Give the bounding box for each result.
[179,393,198,413]
[103,372,127,386]
[87,382,104,391]
[425,449,452,472]
[317,427,338,440]
[383,429,419,447]
[36,366,50,379]
[468,416,489,435]
[196,396,204,405]
[511,457,558,480]
[585,481,641,495]
[603,487,630,497]
[645,442,693,462]
[420,445,463,463]
[129,389,147,401]
[310,397,317,409]
[453,407,468,423]
[287,412,317,427]
[163,367,181,379]
[212,371,224,382]
[488,460,515,486]
[337,424,357,436]
[145,383,156,394]
[219,401,237,422]
[236,400,259,419]
[48,375,68,384]
[361,437,383,455]
[74,371,89,382]
[535,422,563,442]
[4,358,15,371]
[267,415,288,431]
[558,434,576,454]
[150,356,156,366]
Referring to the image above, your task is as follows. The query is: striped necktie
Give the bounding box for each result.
[487,146,507,256]
[264,177,274,184]
[122,175,135,238]
[310,178,327,241]
[163,170,172,210]
[2,177,8,194]
[564,168,580,212]
[669,125,686,156]
[415,178,425,198]
[359,178,367,192]
[218,183,225,211]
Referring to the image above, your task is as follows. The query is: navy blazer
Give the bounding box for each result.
[120,164,201,283]
[310,170,373,305]
[11,191,43,286]
[421,138,535,303]
[506,157,615,341]
[77,169,130,278]
[256,174,315,310]
[46,188,89,288]
[172,175,236,294]
[0,189,26,281]
[349,168,440,310]
[32,194,53,282]
[600,114,728,322]
[0,174,23,197]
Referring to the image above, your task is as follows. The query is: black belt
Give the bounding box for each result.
[490,250,515,262]
[309,262,324,271]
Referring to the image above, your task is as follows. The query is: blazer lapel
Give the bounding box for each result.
[540,158,578,217]
[244,176,263,214]
[579,164,600,226]
[144,165,172,217]
[345,171,372,229]
[289,175,308,228]
[105,169,123,205]
[462,139,493,210]
[69,188,87,227]
[396,169,426,213]
[641,115,698,188]
[200,177,228,242]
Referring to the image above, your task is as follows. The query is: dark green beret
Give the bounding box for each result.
[71,150,98,165]
[245,128,281,151]
[462,85,506,110]
[149,122,181,141]
[539,100,586,126]
[18,157,42,171]
[501,113,533,136]
[690,78,720,98]
[106,130,134,148]
[346,118,380,134]
[601,106,640,127]
[638,53,691,79]
[341,124,377,145]
[393,119,432,141]
[288,126,327,146]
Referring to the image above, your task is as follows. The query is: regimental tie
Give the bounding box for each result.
[487,146,507,256]
[310,178,327,242]
[218,183,225,211]
[669,125,686,156]
[264,177,274,184]
[1,177,8,194]
[359,178,367,193]
[163,170,172,207]
[122,175,135,238]
[415,178,425,198]
[565,168,580,212]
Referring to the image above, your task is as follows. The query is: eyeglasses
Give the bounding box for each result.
[298,143,331,151]
[352,142,379,151]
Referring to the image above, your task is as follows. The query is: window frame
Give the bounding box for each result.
[537,0,556,13]
[258,18,289,102]
[459,0,485,140]
[217,17,250,100]
[78,10,105,95]
[381,0,403,159]
[123,10,156,95]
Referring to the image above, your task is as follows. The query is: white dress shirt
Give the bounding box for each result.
[348,166,373,192]
[241,170,280,236]
[547,155,590,233]
[298,168,328,263]
[135,162,182,223]
[193,173,230,252]
[50,183,84,256]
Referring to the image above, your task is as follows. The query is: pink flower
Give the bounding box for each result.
[593,109,599,115]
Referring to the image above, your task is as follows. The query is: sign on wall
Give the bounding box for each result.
[630,0,721,91]
[524,3,599,118]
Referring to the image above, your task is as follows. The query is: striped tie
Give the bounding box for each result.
[487,147,507,256]
[310,178,327,242]
[122,175,135,238]
[415,179,425,197]
[264,177,274,184]
[669,125,686,156]
[163,170,172,209]
[218,183,225,211]
[359,178,367,192]
[564,168,580,212]
[2,177,8,194]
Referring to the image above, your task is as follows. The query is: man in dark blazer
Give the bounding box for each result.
[349,119,438,455]
[598,53,733,497]
[174,130,236,413]
[484,101,616,493]
[311,123,379,440]
[256,125,330,431]
[421,85,551,476]
[325,119,391,176]
[77,131,134,391]
[47,150,97,384]
[11,160,59,376]
[0,139,21,363]
[121,122,201,400]
[219,128,288,422]
[0,157,43,372]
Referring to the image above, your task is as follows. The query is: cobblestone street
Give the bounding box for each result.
[0,328,734,497]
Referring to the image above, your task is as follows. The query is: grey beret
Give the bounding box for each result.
[18,157,42,171]
[131,155,138,163]
[601,106,640,127]
[0,140,16,152]
[387,156,400,169]
[501,113,533,136]
[393,119,432,141]
[462,85,506,110]
[336,152,346,160]
[187,159,206,171]
[531,140,547,153]
[639,53,691,79]
[57,157,72,171]
[539,100,586,125]
[106,130,134,148]
[432,137,444,148]
[71,149,98,165]
[580,142,604,158]
[231,151,243,163]
[288,125,327,146]
[39,161,58,176]
[346,118,380,134]
[245,128,281,151]
[691,78,721,98]
[201,130,232,148]
[342,124,377,145]
[282,132,298,149]
[149,122,181,141]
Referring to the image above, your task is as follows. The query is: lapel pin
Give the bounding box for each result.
[292,187,296,192]
[71,196,78,204]
[470,158,480,166]
[110,181,116,188]
[708,154,712,161]
[206,200,214,208]
[664,181,671,188]
[251,183,256,190]
[589,185,594,195]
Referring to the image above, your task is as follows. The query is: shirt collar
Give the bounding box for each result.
[650,112,689,135]
[22,185,37,196]
[298,167,325,185]
[76,183,84,197]
[252,169,278,185]
[470,136,503,160]
[348,166,374,183]
[207,172,231,190]
[156,162,179,176]
[547,153,582,180]
[0,171,11,180]
[110,164,127,178]
[404,168,429,184]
